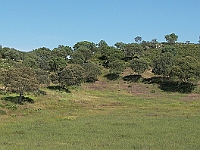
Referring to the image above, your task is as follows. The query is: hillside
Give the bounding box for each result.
[1,76,200,149]
[0,38,200,149]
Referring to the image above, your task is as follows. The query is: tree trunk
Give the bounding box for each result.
[18,93,23,104]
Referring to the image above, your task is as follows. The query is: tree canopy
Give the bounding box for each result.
[0,67,39,104]
[0,32,200,95]
[165,33,178,44]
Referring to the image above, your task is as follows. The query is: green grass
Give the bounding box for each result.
[0,81,200,150]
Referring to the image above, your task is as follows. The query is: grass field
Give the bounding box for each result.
[0,80,200,150]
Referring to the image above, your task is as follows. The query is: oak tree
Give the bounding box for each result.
[0,67,39,104]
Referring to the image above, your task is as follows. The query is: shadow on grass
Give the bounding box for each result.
[142,76,165,84]
[159,82,195,93]
[143,76,195,93]
[104,73,120,80]
[1,96,34,104]
[47,85,71,93]
[123,75,142,82]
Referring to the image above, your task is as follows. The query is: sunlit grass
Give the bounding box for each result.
[0,81,200,149]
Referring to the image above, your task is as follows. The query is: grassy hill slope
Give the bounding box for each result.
[0,78,200,149]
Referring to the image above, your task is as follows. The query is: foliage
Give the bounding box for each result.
[170,56,200,83]
[114,42,126,50]
[34,69,51,85]
[97,40,109,48]
[100,46,124,67]
[152,52,175,77]
[32,47,52,70]
[22,53,39,69]
[51,45,72,60]
[0,67,39,104]
[101,46,124,62]
[134,36,142,43]
[74,46,93,63]
[0,47,23,61]
[130,58,148,74]
[161,46,177,55]
[49,57,66,72]
[54,64,85,90]
[123,43,143,60]
[0,35,200,93]
[108,60,125,74]
[165,33,178,44]
[70,51,85,64]
[82,62,102,82]
[73,41,96,53]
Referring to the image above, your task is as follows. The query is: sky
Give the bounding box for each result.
[0,0,199,51]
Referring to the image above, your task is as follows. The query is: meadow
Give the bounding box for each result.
[0,79,200,150]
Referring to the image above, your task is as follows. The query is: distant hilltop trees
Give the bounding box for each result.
[0,33,200,103]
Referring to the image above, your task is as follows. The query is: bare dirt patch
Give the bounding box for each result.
[181,94,200,101]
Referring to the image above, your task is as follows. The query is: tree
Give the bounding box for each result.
[198,36,200,44]
[108,60,125,74]
[170,56,200,83]
[98,40,108,48]
[114,42,125,50]
[57,64,85,89]
[152,52,175,77]
[134,36,142,43]
[151,39,158,43]
[49,57,66,72]
[70,51,85,64]
[73,41,96,53]
[101,46,124,67]
[0,67,39,104]
[161,46,177,55]
[130,58,148,75]
[22,52,39,69]
[51,45,72,60]
[165,33,178,44]
[35,69,50,86]
[185,41,190,44]
[76,46,93,63]
[33,47,52,70]
[82,62,101,82]
[123,43,143,60]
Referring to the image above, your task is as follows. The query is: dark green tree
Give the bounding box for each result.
[123,43,143,61]
[170,56,200,83]
[35,69,50,86]
[0,67,39,104]
[54,65,85,90]
[33,47,52,70]
[73,41,96,53]
[130,58,148,74]
[97,40,109,48]
[152,52,175,77]
[22,52,39,69]
[51,45,72,60]
[108,60,125,74]
[49,57,66,72]
[70,51,85,64]
[82,62,101,82]
[101,46,124,67]
[165,33,178,44]
[134,36,142,43]
[161,46,177,55]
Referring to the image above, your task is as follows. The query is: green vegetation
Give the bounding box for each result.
[0,80,200,149]
[0,33,200,149]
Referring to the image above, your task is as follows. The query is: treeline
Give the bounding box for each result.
[0,33,200,103]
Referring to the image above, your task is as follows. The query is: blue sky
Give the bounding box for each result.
[0,0,199,51]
